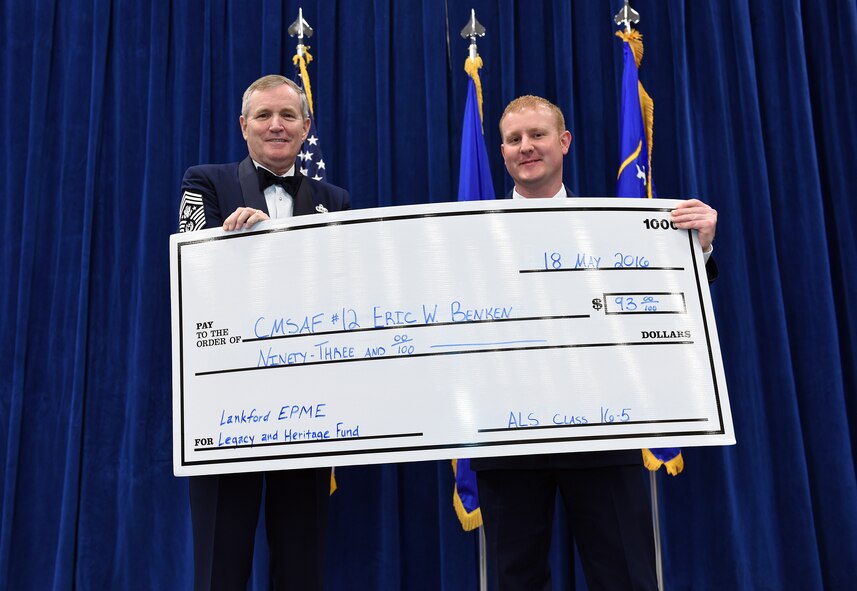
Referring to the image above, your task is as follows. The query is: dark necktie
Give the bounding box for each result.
[257,167,302,196]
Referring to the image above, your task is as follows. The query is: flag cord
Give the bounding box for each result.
[464,56,485,131]
[293,48,315,116]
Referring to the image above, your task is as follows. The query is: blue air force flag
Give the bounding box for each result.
[457,77,495,201]
[616,34,655,199]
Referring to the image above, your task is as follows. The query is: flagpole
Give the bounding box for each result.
[614,2,664,589]
[478,527,487,591]
[649,470,664,591]
[288,8,330,184]
[288,7,315,116]
[460,10,489,590]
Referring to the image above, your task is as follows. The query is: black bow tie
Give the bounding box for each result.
[257,167,302,195]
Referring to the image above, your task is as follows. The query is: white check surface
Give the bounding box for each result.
[170,199,734,476]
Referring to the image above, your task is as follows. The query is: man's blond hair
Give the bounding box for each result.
[499,95,566,136]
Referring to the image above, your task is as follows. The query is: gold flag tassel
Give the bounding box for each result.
[464,55,485,129]
[293,47,315,116]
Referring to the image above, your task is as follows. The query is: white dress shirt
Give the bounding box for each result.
[252,160,296,219]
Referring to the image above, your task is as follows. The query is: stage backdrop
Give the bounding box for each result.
[2,0,857,589]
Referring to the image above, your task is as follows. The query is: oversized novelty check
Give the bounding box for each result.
[170,198,734,476]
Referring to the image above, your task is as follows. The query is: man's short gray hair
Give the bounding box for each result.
[241,75,309,120]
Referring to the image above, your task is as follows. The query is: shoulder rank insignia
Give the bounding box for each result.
[179,191,205,232]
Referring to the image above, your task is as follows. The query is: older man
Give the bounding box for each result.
[471,95,717,591]
[178,75,349,591]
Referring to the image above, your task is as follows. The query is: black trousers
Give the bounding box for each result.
[476,465,658,591]
[189,468,330,591]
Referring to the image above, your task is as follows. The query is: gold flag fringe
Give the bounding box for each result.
[451,458,483,531]
[616,29,644,67]
[642,449,685,476]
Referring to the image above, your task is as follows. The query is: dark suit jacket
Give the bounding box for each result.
[179,157,349,589]
[473,189,718,471]
[180,156,350,230]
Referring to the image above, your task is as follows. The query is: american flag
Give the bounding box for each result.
[297,114,327,182]
[293,59,327,183]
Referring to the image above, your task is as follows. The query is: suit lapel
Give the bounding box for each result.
[238,157,269,214]
[293,173,317,216]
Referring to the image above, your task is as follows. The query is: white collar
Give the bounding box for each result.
[251,159,296,178]
[512,185,567,199]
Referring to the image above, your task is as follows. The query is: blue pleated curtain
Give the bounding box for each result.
[2,1,856,589]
